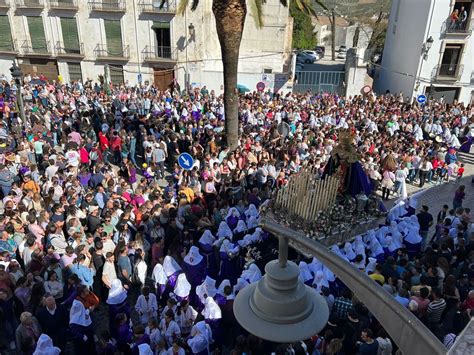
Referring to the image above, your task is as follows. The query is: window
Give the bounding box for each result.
[27,17,47,52]
[263,68,273,74]
[0,16,13,51]
[67,62,82,82]
[104,20,123,56]
[61,18,80,54]
[109,65,124,85]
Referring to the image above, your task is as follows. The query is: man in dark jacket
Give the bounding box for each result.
[36,296,68,351]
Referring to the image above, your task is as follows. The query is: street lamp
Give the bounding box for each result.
[188,23,195,42]
[9,61,26,129]
[422,36,434,60]
[233,233,329,343]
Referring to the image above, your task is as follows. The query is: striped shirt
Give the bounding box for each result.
[426,298,446,323]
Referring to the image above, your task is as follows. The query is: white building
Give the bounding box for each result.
[0,0,293,92]
[374,0,473,104]
[313,16,372,51]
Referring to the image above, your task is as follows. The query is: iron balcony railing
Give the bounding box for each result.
[15,0,43,7]
[55,41,84,56]
[0,40,17,53]
[94,43,130,59]
[88,0,125,12]
[142,45,177,61]
[444,15,471,34]
[21,40,51,55]
[0,0,9,8]
[49,0,78,9]
[433,63,464,80]
[138,0,176,14]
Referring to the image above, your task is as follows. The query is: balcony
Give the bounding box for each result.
[20,40,52,57]
[15,0,43,8]
[94,43,129,61]
[138,0,176,14]
[142,45,177,64]
[443,16,472,35]
[55,41,84,58]
[88,0,125,13]
[49,0,78,11]
[0,40,17,54]
[433,63,464,81]
[0,0,9,9]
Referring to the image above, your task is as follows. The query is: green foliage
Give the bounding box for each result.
[291,1,317,50]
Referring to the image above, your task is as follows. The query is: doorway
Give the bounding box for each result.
[153,68,173,91]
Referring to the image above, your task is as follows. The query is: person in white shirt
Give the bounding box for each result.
[135,286,157,325]
[394,164,408,200]
[159,309,181,347]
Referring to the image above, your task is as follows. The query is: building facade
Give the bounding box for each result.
[374,0,473,104]
[0,0,293,92]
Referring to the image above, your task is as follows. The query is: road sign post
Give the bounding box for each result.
[178,153,194,170]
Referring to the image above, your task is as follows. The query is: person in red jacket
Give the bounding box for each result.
[109,131,122,165]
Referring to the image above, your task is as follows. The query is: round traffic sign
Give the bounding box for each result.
[178,153,194,170]
[256,82,265,92]
[417,94,427,104]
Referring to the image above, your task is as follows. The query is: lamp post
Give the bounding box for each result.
[422,36,434,60]
[234,225,329,343]
[9,61,26,129]
[234,214,446,354]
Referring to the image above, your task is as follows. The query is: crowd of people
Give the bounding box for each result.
[0,74,472,355]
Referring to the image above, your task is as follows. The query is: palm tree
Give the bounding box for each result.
[175,0,325,150]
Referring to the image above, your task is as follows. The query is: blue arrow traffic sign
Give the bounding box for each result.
[417,94,427,104]
[178,153,194,170]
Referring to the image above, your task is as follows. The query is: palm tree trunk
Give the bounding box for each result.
[212,0,247,151]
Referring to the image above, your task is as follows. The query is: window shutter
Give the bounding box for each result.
[61,18,79,54]
[67,62,82,82]
[0,16,13,51]
[109,66,124,85]
[27,17,47,52]
[104,20,123,56]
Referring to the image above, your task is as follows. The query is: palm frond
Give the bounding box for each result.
[251,0,265,28]
[177,0,200,14]
[292,0,326,18]
[177,0,190,15]
[191,0,199,11]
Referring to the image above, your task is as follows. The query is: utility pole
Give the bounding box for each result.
[331,8,336,61]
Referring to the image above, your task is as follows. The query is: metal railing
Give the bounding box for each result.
[433,63,464,80]
[49,0,78,9]
[0,40,16,53]
[293,70,345,95]
[88,0,125,12]
[142,45,177,61]
[444,16,471,34]
[55,41,83,56]
[21,40,51,55]
[138,0,176,13]
[0,0,9,8]
[15,0,43,7]
[94,43,129,59]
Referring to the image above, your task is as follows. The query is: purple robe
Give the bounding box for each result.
[108,300,131,338]
[167,271,180,289]
[219,252,238,285]
[182,259,206,288]
[199,243,218,278]
[226,215,239,231]
[459,136,473,153]
[404,240,421,258]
